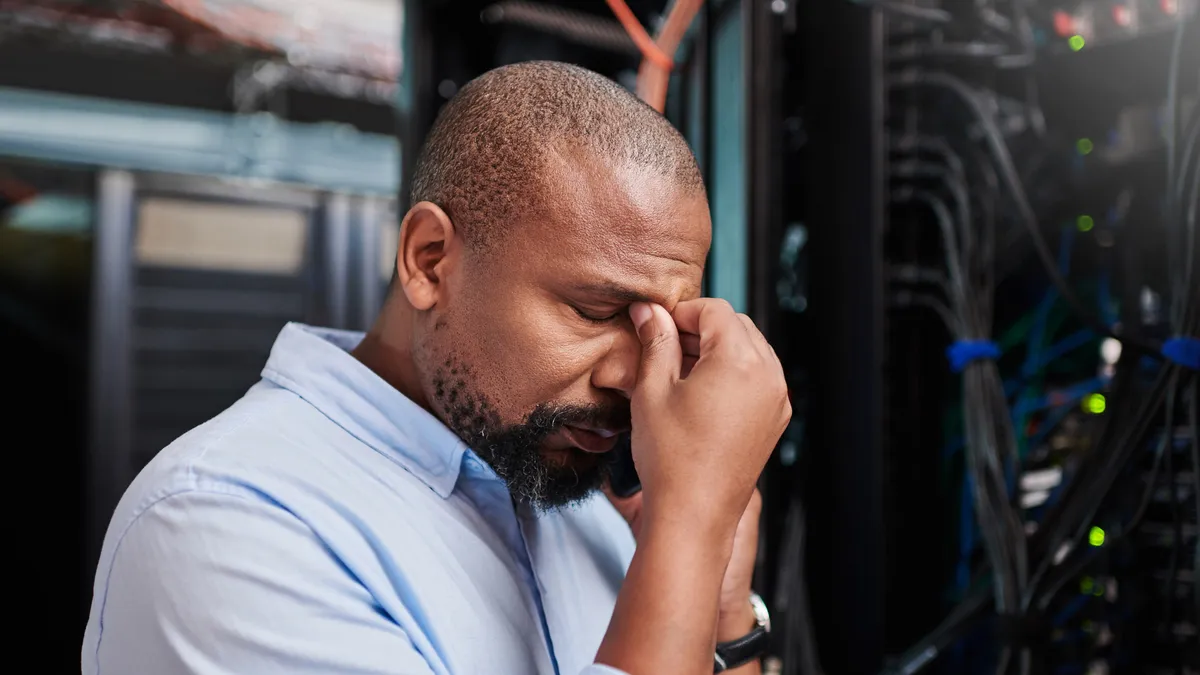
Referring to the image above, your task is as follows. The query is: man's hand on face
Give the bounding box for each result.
[625,299,788,522]
[595,298,788,674]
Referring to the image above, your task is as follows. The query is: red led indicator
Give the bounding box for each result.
[1112,4,1132,25]
[1054,10,1076,36]
[1161,0,1178,14]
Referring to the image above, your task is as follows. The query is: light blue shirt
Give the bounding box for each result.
[83,323,635,675]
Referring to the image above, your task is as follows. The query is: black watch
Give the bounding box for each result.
[713,593,771,673]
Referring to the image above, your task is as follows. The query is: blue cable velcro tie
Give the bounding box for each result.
[947,340,1001,373]
[1162,337,1200,370]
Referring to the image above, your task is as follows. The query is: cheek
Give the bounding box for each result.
[464,292,609,406]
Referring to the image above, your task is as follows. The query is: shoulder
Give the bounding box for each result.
[95,376,449,585]
[91,380,357,594]
[94,378,440,609]
[111,380,411,529]
[84,383,441,674]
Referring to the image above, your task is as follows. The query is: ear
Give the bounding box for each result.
[395,201,458,311]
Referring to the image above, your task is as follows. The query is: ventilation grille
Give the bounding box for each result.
[129,261,313,467]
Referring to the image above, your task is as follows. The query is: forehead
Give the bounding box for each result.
[508,143,711,305]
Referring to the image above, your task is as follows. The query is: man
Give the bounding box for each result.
[83,61,789,675]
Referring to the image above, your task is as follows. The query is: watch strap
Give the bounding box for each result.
[713,625,769,673]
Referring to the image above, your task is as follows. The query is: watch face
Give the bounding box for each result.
[749,592,771,634]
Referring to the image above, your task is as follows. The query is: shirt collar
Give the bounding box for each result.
[260,322,469,498]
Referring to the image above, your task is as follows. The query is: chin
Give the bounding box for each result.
[520,455,610,511]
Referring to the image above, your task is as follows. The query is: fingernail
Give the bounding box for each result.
[629,302,652,329]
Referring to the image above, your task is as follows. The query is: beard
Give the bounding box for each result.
[430,359,630,509]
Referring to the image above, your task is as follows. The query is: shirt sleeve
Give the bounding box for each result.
[87,490,438,675]
[578,666,630,675]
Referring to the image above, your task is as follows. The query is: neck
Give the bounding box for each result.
[352,295,432,413]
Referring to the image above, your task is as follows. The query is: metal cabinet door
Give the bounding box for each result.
[87,170,352,564]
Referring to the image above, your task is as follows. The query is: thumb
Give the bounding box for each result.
[629,302,681,390]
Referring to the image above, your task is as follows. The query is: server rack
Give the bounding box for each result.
[86,170,394,572]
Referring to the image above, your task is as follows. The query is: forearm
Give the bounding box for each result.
[595,512,734,675]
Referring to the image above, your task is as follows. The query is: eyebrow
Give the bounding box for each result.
[569,281,657,305]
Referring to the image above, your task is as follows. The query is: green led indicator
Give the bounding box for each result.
[1084,393,1106,413]
[1080,577,1094,594]
[1089,526,1106,547]
[1076,138,1094,155]
[1077,215,1095,232]
[1069,35,1086,51]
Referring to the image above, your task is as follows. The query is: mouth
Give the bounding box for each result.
[562,425,624,454]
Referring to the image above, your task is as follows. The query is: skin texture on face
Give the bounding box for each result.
[359,143,710,510]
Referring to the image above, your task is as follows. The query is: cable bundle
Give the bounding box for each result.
[1162,14,1200,632]
[889,76,1030,673]
[882,9,1200,674]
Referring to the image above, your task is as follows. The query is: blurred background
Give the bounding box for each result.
[1,0,1197,673]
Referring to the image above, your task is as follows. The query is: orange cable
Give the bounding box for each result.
[633,0,705,112]
[656,0,703,55]
[604,0,674,71]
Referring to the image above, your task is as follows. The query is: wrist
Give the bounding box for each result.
[636,510,736,588]
[720,583,755,613]
[716,599,758,642]
[714,593,770,673]
[641,495,740,552]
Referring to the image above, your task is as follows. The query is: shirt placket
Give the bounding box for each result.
[461,457,561,675]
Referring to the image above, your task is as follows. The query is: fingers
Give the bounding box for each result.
[660,299,784,386]
[671,298,748,355]
[681,354,699,379]
[680,331,701,358]
[629,302,682,392]
[674,299,775,361]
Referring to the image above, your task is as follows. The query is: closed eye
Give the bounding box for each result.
[571,305,622,324]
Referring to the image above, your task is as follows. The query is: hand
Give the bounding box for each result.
[627,300,789,530]
[593,300,786,675]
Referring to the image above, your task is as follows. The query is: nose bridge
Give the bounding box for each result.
[593,324,641,398]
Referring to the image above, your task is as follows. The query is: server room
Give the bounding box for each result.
[1,1,1197,673]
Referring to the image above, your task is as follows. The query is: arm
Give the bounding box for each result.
[604,486,765,675]
[596,506,736,674]
[595,301,789,675]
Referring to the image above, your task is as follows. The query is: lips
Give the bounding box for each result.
[562,426,622,454]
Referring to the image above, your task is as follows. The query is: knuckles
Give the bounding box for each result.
[727,349,761,373]
[707,298,736,315]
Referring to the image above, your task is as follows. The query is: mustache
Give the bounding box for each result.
[525,402,631,433]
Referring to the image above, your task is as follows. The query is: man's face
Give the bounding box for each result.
[418,146,710,509]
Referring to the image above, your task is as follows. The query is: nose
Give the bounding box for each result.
[590,324,641,399]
